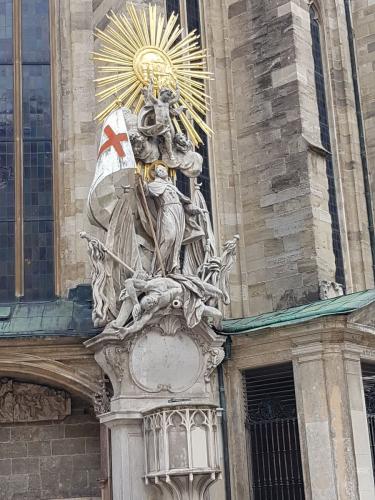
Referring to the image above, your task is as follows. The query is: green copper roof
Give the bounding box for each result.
[0,286,100,338]
[222,289,375,334]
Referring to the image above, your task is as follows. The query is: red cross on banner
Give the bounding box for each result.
[98,125,128,158]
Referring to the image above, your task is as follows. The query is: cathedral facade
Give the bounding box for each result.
[0,0,375,499]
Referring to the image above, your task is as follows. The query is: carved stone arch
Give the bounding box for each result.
[0,352,101,403]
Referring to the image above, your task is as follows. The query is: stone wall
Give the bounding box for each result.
[351,0,375,232]
[0,397,101,500]
[203,0,374,316]
[55,0,97,296]
[205,0,337,315]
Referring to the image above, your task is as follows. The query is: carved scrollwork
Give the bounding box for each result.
[93,378,111,416]
[104,346,129,382]
[159,315,183,336]
[247,399,297,423]
[204,348,225,382]
[364,383,375,414]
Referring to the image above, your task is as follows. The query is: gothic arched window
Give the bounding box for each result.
[310,5,345,286]
[165,0,212,212]
[0,0,54,302]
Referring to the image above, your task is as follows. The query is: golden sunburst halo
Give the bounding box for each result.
[93,3,212,145]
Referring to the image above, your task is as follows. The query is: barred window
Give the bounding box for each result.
[0,0,54,302]
[243,363,305,499]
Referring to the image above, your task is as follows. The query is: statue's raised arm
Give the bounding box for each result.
[142,79,158,105]
[169,85,180,106]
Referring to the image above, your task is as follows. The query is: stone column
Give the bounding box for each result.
[343,344,375,499]
[101,411,149,500]
[293,341,375,500]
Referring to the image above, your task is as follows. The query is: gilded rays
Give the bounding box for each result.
[93,3,212,145]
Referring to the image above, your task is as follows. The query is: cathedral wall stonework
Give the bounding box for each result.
[0,397,100,500]
[352,0,375,229]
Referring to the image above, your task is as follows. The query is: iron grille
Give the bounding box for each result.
[361,362,375,474]
[244,363,305,500]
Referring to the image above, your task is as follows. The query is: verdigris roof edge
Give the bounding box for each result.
[222,289,375,334]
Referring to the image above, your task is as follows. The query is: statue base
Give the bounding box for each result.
[85,313,225,500]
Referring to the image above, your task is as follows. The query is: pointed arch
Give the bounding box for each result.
[0,352,100,402]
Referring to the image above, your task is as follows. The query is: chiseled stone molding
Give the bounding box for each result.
[0,349,102,402]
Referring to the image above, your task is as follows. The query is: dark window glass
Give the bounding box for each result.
[186,0,201,34]
[310,7,345,286]
[22,65,52,140]
[21,0,50,64]
[196,138,211,214]
[362,362,375,476]
[166,1,190,196]
[0,0,13,63]
[0,0,15,301]
[187,1,212,211]
[165,0,180,18]
[22,0,54,300]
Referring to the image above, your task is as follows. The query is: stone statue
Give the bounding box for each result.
[138,80,182,161]
[162,132,203,177]
[129,129,159,164]
[113,273,223,336]
[143,164,204,275]
[198,235,239,305]
[83,85,240,333]
[319,280,344,300]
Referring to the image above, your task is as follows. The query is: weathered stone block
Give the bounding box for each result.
[65,422,99,438]
[27,441,52,457]
[0,442,27,459]
[52,437,86,455]
[73,452,100,470]
[12,457,40,475]
[0,458,11,475]
[0,428,10,443]
[11,426,40,442]
[85,436,100,453]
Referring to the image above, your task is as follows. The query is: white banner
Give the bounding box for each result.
[87,108,136,230]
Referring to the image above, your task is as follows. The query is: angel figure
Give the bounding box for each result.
[142,164,205,275]
[138,79,182,160]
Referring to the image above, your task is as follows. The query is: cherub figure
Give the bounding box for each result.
[138,79,182,161]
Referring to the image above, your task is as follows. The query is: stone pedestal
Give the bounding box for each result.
[85,313,225,500]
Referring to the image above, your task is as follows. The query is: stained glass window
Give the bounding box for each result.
[310,7,345,286]
[22,0,54,299]
[0,0,15,301]
[0,0,54,302]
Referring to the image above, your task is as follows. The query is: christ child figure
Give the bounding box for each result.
[141,79,182,161]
